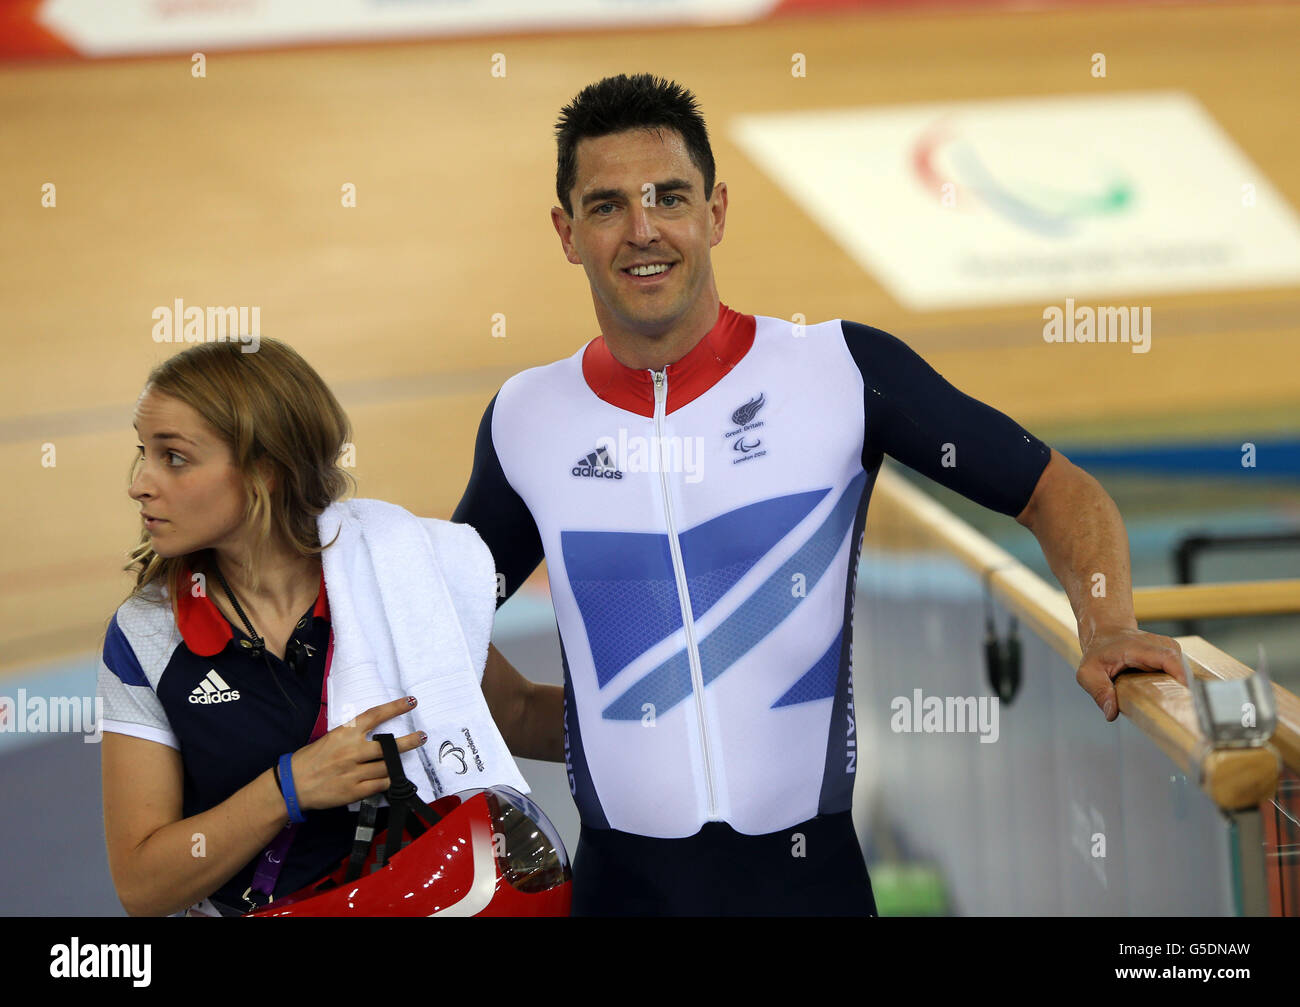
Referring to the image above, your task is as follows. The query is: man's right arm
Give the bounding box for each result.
[453,395,564,760]
[451,392,545,607]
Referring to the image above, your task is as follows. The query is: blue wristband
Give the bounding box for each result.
[278,753,306,824]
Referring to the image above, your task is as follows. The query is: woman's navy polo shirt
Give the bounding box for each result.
[99,569,370,913]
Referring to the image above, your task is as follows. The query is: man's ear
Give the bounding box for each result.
[708,180,728,248]
[551,205,582,265]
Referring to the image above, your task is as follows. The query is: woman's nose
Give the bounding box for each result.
[129,465,153,501]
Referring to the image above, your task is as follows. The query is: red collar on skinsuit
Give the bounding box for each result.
[175,564,329,657]
[581,303,756,417]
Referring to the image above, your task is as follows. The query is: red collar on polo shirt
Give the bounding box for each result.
[176,566,329,658]
[581,302,756,417]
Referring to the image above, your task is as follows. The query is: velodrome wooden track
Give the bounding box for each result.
[1,3,1298,673]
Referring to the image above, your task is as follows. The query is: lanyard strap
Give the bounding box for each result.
[342,733,445,884]
[244,628,333,910]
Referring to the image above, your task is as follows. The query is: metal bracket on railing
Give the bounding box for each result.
[981,564,1022,704]
[1186,645,1277,749]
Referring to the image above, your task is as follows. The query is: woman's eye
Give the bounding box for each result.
[136,445,185,466]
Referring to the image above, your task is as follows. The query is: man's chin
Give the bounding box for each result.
[615,296,687,333]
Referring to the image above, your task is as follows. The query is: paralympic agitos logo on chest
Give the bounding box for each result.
[725,394,767,465]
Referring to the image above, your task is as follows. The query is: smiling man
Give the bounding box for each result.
[452,73,1186,917]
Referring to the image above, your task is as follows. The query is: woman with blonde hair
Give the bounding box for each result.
[99,338,562,917]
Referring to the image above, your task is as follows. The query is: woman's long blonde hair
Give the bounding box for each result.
[125,338,356,617]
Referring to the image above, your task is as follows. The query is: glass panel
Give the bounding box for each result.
[1264,768,1300,915]
[853,544,1255,915]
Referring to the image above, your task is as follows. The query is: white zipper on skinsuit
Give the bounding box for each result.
[652,368,719,819]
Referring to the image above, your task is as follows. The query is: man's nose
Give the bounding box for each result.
[627,203,661,244]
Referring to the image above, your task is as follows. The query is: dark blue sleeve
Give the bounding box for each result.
[841,321,1051,518]
[451,392,545,606]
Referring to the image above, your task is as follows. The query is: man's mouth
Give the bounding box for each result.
[622,262,675,283]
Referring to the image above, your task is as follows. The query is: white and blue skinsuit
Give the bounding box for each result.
[453,303,1051,915]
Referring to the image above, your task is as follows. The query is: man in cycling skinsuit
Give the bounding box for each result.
[452,75,1189,916]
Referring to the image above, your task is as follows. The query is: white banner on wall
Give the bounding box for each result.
[730,91,1300,310]
[39,0,776,56]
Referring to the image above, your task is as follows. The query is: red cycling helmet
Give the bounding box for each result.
[247,736,571,917]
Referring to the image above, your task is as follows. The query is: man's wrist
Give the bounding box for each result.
[1078,612,1139,650]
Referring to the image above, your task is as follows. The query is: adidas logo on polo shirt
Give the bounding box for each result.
[189,669,241,705]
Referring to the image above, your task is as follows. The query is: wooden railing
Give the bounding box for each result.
[867,464,1300,812]
[1132,580,1300,621]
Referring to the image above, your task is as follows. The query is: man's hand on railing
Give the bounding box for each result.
[1076,626,1188,721]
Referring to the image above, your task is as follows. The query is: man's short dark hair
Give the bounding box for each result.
[554,73,716,218]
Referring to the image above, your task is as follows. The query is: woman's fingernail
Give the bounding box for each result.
[419,732,428,744]
[1104,698,1116,719]
[406,696,417,707]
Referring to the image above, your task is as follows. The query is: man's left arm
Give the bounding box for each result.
[1015,448,1188,720]
[841,321,1188,722]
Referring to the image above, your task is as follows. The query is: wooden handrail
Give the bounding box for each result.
[1132,580,1300,621]
[1111,670,1280,810]
[868,463,1295,809]
[1178,636,1300,774]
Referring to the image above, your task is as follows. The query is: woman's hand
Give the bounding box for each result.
[289,696,427,810]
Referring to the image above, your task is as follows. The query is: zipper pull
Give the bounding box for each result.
[652,369,666,403]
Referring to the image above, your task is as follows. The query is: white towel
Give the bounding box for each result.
[316,498,529,801]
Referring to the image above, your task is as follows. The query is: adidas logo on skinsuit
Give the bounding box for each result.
[189,669,241,705]
[571,445,623,480]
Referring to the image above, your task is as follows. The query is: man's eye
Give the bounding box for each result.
[595,203,615,215]
[660,195,680,207]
